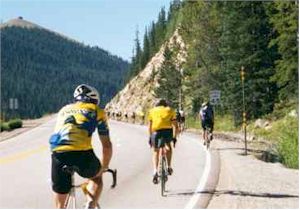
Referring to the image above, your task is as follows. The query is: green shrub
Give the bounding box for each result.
[277,117,298,169]
[8,119,23,129]
[214,115,238,132]
[186,116,201,129]
[186,114,238,132]
[0,122,10,132]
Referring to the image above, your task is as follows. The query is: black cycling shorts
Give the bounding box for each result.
[150,129,173,148]
[51,150,101,194]
[201,119,214,131]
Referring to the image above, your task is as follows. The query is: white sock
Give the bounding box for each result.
[153,169,157,175]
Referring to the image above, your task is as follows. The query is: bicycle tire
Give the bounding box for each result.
[161,157,167,197]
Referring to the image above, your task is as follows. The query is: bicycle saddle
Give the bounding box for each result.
[62,165,79,175]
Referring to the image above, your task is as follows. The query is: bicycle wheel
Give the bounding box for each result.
[160,156,167,196]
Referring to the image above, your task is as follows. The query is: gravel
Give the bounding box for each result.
[208,138,299,209]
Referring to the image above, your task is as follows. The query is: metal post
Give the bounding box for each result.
[241,66,247,155]
[179,68,183,110]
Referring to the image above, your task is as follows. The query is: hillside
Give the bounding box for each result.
[107,1,298,168]
[1,17,129,119]
[105,30,186,117]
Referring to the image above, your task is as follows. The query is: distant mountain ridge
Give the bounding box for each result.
[1,17,129,119]
[1,16,81,43]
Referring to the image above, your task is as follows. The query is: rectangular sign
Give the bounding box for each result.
[210,90,221,105]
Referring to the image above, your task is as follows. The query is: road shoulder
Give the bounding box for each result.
[207,138,299,209]
[0,114,55,142]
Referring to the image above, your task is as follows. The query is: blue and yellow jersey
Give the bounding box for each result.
[49,102,109,152]
[148,106,176,132]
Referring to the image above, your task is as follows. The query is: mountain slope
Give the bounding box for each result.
[1,17,129,119]
[106,30,186,117]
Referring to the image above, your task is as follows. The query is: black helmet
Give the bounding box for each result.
[155,99,168,107]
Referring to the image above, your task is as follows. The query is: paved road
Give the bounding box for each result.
[0,118,211,208]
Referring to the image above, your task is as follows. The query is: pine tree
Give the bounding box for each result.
[219,2,277,124]
[141,27,150,68]
[154,46,181,108]
[267,1,298,100]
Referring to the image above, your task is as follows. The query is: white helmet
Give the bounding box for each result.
[73,84,100,105]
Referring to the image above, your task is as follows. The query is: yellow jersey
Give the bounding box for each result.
[49,102,109,152]
[148,106,176,132]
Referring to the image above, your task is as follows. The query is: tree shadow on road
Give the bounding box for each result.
[165,189,298,198]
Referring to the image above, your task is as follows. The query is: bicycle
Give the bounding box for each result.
[62,165,117,209]
[203,126,213,149]
[159,137,179,197]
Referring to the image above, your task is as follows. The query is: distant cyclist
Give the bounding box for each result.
[199,101,214,145]
[148,99,179,184]
[176,109,186,133]
[49,84,112,208]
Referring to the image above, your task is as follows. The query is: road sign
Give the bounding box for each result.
[209,90,221,105]
[9,98,18,110]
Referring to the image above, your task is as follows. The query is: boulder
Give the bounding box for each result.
[288,109,298,118]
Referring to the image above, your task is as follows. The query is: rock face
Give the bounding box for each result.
[106,30,186,121]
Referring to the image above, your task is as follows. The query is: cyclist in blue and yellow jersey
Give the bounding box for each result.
[49,84,112,208]
[148,99,179,184]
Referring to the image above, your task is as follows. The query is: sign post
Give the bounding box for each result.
[240,66,247,155]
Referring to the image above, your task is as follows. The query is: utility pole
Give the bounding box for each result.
[179,68,184,110]
[240,66,247,155]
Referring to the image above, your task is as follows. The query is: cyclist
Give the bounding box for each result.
[176,109,186,133]
[199,101,214,145]
[148,99,179,184]
[49,84,112,208]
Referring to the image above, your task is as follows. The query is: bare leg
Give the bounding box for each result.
[86,175,103,208]
[165,143,173,167]
[152,148,159,173]
[54,192,68,209]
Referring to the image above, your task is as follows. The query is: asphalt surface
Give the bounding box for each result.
[0,118,211,209]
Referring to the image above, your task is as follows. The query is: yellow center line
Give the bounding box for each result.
[0,145,48,165]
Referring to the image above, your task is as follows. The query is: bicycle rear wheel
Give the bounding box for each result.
[160,156,167,196]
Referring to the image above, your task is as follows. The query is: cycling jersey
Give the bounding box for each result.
[49,102,109,152]
[148,106,176,132]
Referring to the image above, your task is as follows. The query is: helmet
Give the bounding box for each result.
[202,102,208,107]
[155,98,168,107]
[73,84,100,105]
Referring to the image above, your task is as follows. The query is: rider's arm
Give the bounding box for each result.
[171,110,179,138]
[98,112,112,170]
[199,109,203,121]
[149,120,153,136]
[99,134,112,170]
[172,120,179,138]
[148,110,153,136]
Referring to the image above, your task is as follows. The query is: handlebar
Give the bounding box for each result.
[104,168,117,188]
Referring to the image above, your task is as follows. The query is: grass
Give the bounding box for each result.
[0,122,10,131]
[249,115,298,169]
[0,118,23,132]
[186,114,238,132]
[186,106,298,169]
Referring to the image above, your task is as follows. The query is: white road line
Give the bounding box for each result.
[184,137,211,209]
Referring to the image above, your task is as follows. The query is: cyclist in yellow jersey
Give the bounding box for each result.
[148,99,179,184]
[49,84,112,208]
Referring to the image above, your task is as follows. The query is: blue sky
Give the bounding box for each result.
[1,0,172,61]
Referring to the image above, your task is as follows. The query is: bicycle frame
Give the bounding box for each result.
[204,126,212,149]
[159,145,169,196]
[63,167,117,209]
